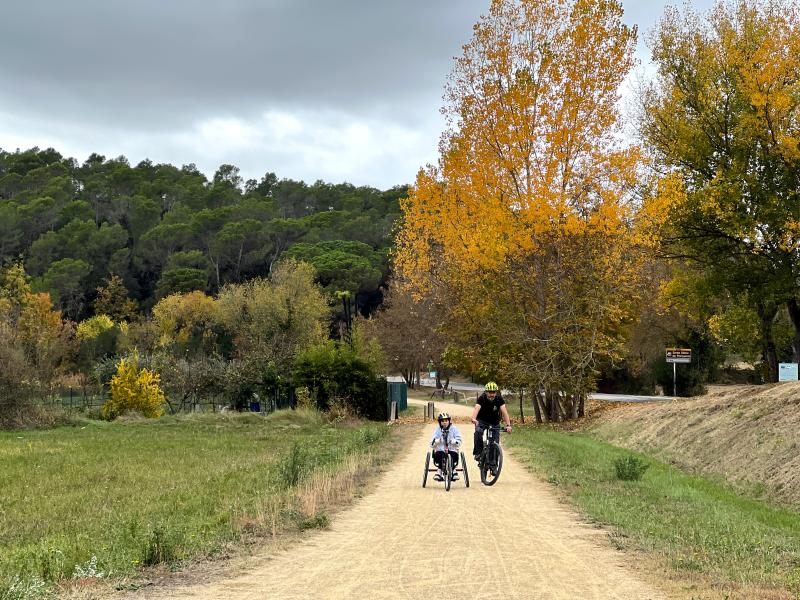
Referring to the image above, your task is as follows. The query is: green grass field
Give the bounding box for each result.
[507,427,800,594]
[0,410,389,597]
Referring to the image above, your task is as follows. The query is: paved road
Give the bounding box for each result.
[430,382,673,403]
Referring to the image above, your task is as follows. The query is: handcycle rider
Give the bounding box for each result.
[430,412,462,481]
[471,381,512,461]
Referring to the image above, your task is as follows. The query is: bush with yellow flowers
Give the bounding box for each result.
[102,351,165,420]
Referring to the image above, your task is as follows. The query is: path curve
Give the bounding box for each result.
[150,400,662,599]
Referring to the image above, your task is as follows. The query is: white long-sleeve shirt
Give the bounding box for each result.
[430,424,462,453]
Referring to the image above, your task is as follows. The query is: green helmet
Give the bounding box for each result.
[485,381,499,392]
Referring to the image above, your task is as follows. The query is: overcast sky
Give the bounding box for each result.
[0,0,713,189]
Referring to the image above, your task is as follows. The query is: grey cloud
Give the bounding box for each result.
[0,0,486,130]
[0,1,719,187]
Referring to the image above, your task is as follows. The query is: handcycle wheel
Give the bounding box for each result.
[422,451,430,488]
[460,451,470,488]
[481,444,503,486]
[444,453,452,491]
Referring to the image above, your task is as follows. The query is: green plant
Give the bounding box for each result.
[614,455,649,481]
[295,512,330,530]
[0,575,47,600]
[293,342,388,420]
[141,525,179,566]
[278,443,313,488]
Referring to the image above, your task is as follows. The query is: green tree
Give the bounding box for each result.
[641,0,800,379]
[155,251,208,299]
[282,240,385,295]
[34,258,91,318]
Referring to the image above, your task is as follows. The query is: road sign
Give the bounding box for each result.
[779,363,799,382]
[666,348,692,364]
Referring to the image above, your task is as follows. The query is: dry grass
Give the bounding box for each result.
[591,382,800,508]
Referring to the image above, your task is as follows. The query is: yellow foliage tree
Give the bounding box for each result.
[102,352,165,420]
[76,315,115,341]
[152,290,218,354]
[395,0,647,420]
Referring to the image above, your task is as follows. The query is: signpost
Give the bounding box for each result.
[666,348,692,397]
[779,363,799,382]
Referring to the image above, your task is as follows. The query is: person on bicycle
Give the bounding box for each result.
[471,381,512,460]
[430,412,462,481]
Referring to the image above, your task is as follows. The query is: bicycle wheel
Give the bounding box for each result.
[482,443,503,486]
[444,453,452,491]
[422,451,430,488]
[461,451,470,488]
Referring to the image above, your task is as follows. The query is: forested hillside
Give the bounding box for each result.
[0,147,405,319]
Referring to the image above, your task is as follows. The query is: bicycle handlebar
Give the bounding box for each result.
[478,424,510,432]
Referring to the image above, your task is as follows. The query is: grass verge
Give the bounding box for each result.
[507,427,800,598]
[0,410,394,599]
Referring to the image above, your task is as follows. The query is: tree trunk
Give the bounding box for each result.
[787,297,800,365]
[757,300,779,383]
[578,393,585,418]
[235,243,244,281]
[532,390,543,423]
[570,395,579,420]
[548,391,560,422]
[518,387,525,424]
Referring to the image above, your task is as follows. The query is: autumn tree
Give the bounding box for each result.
[640,0,800,380]
[365,281,447,388]
[0,264,74,423]
[152,290,219,356]
[396,0,644,420]
[94,274,138,322]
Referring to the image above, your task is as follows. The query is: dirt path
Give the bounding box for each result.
[149,400,662,599]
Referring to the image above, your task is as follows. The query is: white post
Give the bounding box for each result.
[673,362,676,397]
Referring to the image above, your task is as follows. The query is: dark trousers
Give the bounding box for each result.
[473,421,500,457]
[433,450,459,470]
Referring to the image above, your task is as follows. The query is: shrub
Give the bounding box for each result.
[614,455,649,481]
[141,525,179,566]
[295,387,313,410]
[101,352,165,420]
[293,342,388,420]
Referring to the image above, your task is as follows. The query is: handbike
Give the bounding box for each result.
[422,430,469,491]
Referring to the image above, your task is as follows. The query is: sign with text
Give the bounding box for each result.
[779,363,799,382]
[666,348,692,364]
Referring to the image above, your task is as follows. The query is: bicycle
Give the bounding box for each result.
[476,424,506,486]
[422,429,470,491]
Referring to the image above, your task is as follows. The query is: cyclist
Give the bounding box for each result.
[471,381,512,461]
[430,412,462,481]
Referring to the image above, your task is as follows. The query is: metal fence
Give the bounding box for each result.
[10,386,296,415]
